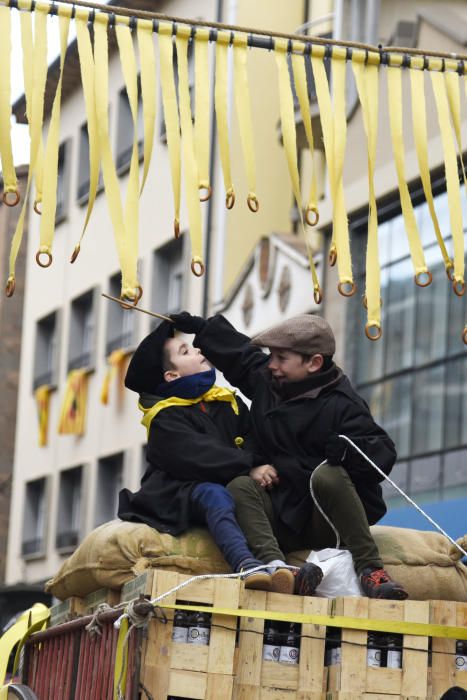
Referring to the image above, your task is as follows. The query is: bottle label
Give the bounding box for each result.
[455,654,467,670]
[367,648,381,667]
[187,626,210,645]
[172,626,188,644]
[331,647,342,666]
[279,645,300,664]
[262,644,280,662]
[387,649,402,669]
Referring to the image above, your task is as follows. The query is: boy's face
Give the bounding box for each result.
[163,337,211,381]
[267,347,323,383]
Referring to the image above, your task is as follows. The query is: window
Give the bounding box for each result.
[22,478,47,557]
[77,122,90,202]
[151,237,185,329]
[350,187,467,504]
[56,466,83,550]
[68,289,97,371]
[33,311,60,390]
[95,452,124,526]
[105,273,137,355]
[116,82,144,173]
[56,140,71,223]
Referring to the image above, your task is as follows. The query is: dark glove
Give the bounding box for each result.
[170,311,206,334]
[324,433,348,466]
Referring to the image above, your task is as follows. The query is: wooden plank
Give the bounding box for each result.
[454,601,467,690]
[401,599,429,698]
[366,599,405,695]
[234,588,268,694]
[298,596,329,694]
[206,672,234,699]
[429,600,456,697]
[168,573,216,604]
[170,643,209,672]
[334,596,369,693]
[208,578,240,676]
[260,660,299,690]
[167,669,207,699]
[49,597,86,626]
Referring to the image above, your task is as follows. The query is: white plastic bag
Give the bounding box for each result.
[306,548,363,598]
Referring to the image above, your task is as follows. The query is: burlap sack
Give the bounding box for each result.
[287,526,467,602]
[46,520,467,602]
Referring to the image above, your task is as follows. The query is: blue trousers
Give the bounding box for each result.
[190,483,259,572]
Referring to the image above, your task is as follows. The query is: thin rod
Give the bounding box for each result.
[101,293,173,322]
[12,0,467,64]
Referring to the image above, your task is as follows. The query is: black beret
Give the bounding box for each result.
[124,321,174,394]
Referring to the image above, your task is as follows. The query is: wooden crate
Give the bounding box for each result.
[326,597,430,699]
[429,600,467,697]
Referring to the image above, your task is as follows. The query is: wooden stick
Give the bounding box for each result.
[101,293,174,322]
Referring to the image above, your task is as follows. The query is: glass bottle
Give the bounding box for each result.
[172,609,189,644]
[367,632,382,667]
[455,640,467,671]
[187,610,211,645]
[262,620,281,662]
[279,623,301,665]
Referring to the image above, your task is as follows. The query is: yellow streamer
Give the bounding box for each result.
[430,69,465,293]
[159,21,182,237]
[137,18,157,195]
[0,603,49,693]
[6,3,48,296]
[275,38,321,303]
[194,27,211,199]
[116,20,140,295]
[233,33,258,212]
[38,11,71,262]
[72,11,102,261]
[387,60,429,285]
[352,50,381,339]
[113,616,129,700]
[0,5,18,202]
[101,348,127,405]
[215,30,235,209]
[291,46,318,225]
[58,368,88,435]
[176,25,205,274]
[94,14,140,301]
[445,69,467,193]
[409,60,453,277]
[35,384,51,447]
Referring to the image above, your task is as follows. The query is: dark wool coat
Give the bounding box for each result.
[194,315,397,533]
[118,393,263,535]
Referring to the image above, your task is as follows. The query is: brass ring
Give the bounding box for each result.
[247,194,259,213]
[70,245,80,264]
[35,250,53,268]
[305,206,319,227]
[328,246,337,267]
[226,190,235,210]
[191,258,205,277]
[453,279,465,297]
[119,285,143,309]
[174,219,180,239]
[199,184,212,202]
[313,286,323,304]
[445,262,455,281]
[337,280,357,297]
[365,322,382,341]
[3,190,20,207]
[5,277,15,297]
[463,326,467,346]
[414,270,432,287]
[33,200,42,215]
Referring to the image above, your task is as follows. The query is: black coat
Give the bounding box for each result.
[118,392,262,535]
[194,315,397,533]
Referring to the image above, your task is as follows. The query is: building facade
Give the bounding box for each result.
[4,0,467,590]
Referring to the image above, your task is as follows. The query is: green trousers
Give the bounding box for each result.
[227,464,384,575]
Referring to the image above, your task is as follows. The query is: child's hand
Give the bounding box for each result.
[249,464,279,489]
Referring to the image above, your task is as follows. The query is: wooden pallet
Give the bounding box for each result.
[429,599,467,697]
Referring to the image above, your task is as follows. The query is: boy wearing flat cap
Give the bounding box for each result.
[118,321,323,595]
[170,312,408,600]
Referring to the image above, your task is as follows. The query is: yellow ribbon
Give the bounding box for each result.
[139,385,239,438]
[159,21,182,238]
[387,58,429,284]
[233,33,258,212]
[38,10,71,262]
[113,616,129,700]
[194,27,211,198]
[72,11,101,261]
[58,368,88,435]
[215,30,235,208]
[409,59,453,277]
[137,18,157,195]
[35,384,51,446]
[430,67,465,292]
[275,38,321,303]
[445,69,467,194]
[100,348,127,405]
[291,45,318,225]
[352,50,381,339]
[0,5,18,202]
[176,25,205,275]
[0,603,49,693]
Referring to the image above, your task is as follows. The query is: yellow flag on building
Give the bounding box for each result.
[100,348,127,405]
[58,369,88,435]
[34,384,51,447]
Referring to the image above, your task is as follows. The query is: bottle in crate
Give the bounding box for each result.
[279,623,301,665]
[455,640,467,671]
[262,620,281,662]
[367,631,383,667]
[325,627,342,666]
[187,609,211,645]
[172,609,190,644]
[386,633,403,669]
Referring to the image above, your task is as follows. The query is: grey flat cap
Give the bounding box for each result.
[251,314,335,356]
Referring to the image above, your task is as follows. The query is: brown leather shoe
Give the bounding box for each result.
[270,568,295,595]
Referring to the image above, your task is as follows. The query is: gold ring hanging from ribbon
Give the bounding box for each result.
[453,279,465,297]
[70,245,81,264]
[191,258,205,277]
[3,190,20,207]
[199,184,212,202]
[5,276,15,297]
[338,280,357,297]
[226,189,235,210]
[365,322,382,341]
[35,250,53,268]
[119,285,143,310]
[414,270,433,287]
[328,245,337,267]
[33,200,42,215]
[313,286,323,305]
[247,193,259,213]
[305,206,319,227]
